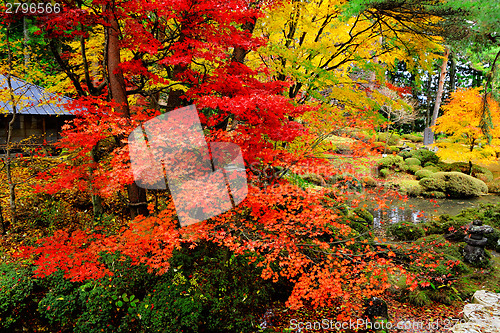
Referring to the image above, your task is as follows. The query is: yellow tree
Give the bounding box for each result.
[248,0,446,163]
[433,87,500,170]
[250,0,444,109]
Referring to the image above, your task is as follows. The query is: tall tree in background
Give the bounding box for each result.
[430,47,449,127]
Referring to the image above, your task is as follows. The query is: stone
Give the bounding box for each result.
[451,291,500,333]
[473,290,500,308]
[463,220,494,264]
[423,127,434,145]
[363,297,388,322]
[451,322,499,333]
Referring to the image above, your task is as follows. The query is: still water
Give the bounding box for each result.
[360,194,500,228]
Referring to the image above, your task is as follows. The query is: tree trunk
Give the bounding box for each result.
[449,51,456,93]
[5,24,17,225]
[0,202,6,235]
[424,73,433,127]
[430,47,449,127]
[166,29,189,111]
[106,10,148,218]
[90,146,104,218]
[23,17,30,69]
[231,19,257,63]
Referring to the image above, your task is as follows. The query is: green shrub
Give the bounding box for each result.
[378,155,404,169]
[399,180,423,197]
[353,208,374,224]
[423,165,441,173]
[421,220,447,235]
[399,151,412,159]
[438,215,470,241]
[419,177,446,192]
[372,141,386,151]
[395,162,408,172]
[377,132,401,146]
[413,235,471,275]
[400,149,440,165]
[402,134,424,143]
[440,162,494,182]
[0,264,34,329]
[405,158,421,166]
[161,242,276,332]
[485,228,500,252]
[407,164,422,174]
[379,168,390,178]
[33,244,276,333]
[349,221,370,234]
[415,169,433,180]
[387,221,425,241]
[389,146,400,153]
[452,204,500,229]
[432,172,488,198]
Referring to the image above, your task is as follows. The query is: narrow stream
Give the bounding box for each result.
[363,194,500,228]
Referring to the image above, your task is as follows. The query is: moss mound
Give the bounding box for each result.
[353,208,374,225]
[405,157,421,166]
[407,164,422,174]
[422,191,446,199]
[379,168,390,178]
[423,165,441,173]
[378,155,403,169]
[388,146,400,153]
[399,180,423,197]
[415,169,433,180]
[377,132,401,146]
[431,172,488,198]
[399,148,439,165]
[401,134,424,143]
[453,203,500,230]
[440,162,494,182]
[387,221,425,241]
[419,177,446,192]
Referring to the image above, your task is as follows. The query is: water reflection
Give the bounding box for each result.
[363,194,500,228]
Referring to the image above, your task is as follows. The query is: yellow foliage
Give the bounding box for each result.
[433,87,500,164]
[250,0,444,111]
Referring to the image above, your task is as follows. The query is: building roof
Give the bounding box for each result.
[0,74,74,116]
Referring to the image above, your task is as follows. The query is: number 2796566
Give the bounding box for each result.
[5,2,61,14]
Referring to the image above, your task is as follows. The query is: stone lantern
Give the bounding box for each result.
[463,219,493,264]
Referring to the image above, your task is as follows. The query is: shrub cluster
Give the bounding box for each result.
[0,243,277,332]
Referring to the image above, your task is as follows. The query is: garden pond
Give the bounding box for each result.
[361,194,500,228]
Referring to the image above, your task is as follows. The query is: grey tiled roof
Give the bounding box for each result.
[0,74,74,116]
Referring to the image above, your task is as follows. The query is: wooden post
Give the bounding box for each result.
[42,117,46,143]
